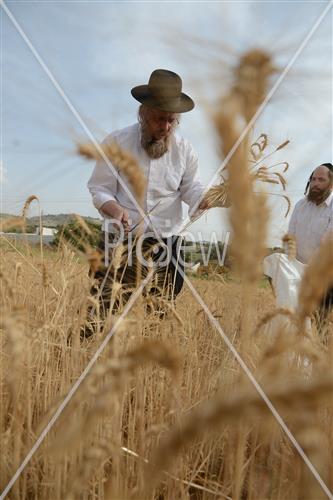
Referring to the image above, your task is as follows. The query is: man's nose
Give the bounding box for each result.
[161,121,171,132]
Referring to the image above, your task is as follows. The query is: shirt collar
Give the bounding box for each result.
[324,191,333,206]
[305,191,333,207]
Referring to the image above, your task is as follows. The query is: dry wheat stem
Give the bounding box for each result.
[0,268,155,499]
[297,237,333,329]
[257,308,296,330]
[282,233,297,260]
[0,236,60,296]
[121,446,232,499]
[77,141,146,205]
[150,374,333,485]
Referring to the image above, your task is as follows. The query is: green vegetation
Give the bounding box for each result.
[52,220,102,252]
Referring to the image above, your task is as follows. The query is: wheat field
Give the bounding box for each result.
[0,234,332,500]
[1,46,332,499]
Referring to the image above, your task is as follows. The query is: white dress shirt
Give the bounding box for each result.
[288,192,333,263]
[87,123,205,237]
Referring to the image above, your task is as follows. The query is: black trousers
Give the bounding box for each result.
[89,232,184,317]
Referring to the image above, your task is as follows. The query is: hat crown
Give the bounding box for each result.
[131,68,194,113]
[148,69,182,98]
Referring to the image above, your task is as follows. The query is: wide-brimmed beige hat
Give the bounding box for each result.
[131,69,194,113]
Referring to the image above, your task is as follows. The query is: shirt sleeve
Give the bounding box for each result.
[179,142,205,217]
[87,136,118,211]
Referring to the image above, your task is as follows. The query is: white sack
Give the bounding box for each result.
[262,253,311,336]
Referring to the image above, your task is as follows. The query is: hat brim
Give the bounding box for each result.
[131,85,194,113]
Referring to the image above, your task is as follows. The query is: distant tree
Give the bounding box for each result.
[52,220,101,252]
[4,225,36,234]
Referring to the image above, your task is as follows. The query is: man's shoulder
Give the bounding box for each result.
[102,123,139,146]
[173,132,197,156]
[293,197,307,211]
[292,195,333,214]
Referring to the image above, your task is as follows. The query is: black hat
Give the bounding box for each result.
[131,69,194,113]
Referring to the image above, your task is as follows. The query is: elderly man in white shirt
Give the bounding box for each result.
[84,69,207,334]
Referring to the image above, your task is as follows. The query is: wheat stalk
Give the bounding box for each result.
[204,134,290,218]
[282,233,297,260]
[147,373,332,494]
[77,141,146,204]
[297,237,333,330]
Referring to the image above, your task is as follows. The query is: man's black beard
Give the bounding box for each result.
[140,120,173,159]
[307,187,332,205]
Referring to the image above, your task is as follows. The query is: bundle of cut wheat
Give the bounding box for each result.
[204,134,291,216]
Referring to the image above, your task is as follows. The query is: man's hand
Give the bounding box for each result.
[100,200,129,232]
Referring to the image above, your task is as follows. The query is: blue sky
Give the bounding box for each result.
[1,0,332,244]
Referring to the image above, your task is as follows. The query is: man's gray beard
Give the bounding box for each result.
[140,122,171,159]
[307,187,332,205]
